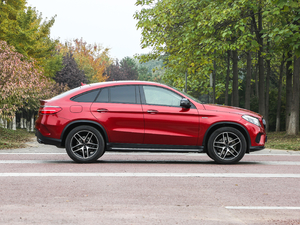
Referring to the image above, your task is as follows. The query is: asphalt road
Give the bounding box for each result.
[0,140,300,225]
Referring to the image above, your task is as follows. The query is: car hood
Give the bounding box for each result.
[203,104,262,118]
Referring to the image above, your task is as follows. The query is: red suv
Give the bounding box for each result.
[35,81,266,164]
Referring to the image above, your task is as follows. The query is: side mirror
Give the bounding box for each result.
[180,98,191,108]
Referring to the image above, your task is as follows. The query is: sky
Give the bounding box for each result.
[26,0,151,60]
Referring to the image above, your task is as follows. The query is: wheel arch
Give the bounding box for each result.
[203,122,251,153]
[60,120,108,148]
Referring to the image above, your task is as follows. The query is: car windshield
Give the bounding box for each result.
[173,87,202,104]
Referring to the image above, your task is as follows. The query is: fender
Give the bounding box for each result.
[203,122,251,153]
[61,120,109,143]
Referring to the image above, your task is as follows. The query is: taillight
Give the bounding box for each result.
[39,106,62,115]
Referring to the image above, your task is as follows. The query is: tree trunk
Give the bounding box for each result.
[225,50,230,105]
[232,50,239,107]
[0,118,3,128]
[23,117,27,129]
[265,45,271,132]
[287,56,300,135]
[20,112,24,129]
[255,61,259,98]
[276,54,285,132]
[286,52,293,131]
[212,60,216,104]
[251,6,265,116]
[12,115,17,131]
[258,10,265,117]
[245,50,251,110]
[30,114,35,132]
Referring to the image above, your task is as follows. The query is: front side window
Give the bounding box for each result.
[143,86,182,107]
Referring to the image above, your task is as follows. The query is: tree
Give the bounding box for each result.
[0,40,55,120]
[135,0,300,134]
[106,59,124,81]
[106,57,139,81]
[58,38,112,83]
[134,0,260,106]
[54,52,88,89]
[0,0,27,42]
[120,57,138,80]
[0,3,57,66]
[264,0,300,134]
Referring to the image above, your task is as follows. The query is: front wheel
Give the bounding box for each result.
[207,127,246,164]
[65,125,105,163]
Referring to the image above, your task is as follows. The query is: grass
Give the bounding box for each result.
[0,127,35,150]
[265,132,300,151]
[0,127,299,151]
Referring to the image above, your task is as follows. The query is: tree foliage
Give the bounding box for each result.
[1,2,57,63]
[0,40,59,120]
[58,39,112,83]
[0,1,60,78]
[135,0,300,134]
[106,57,138,81]
[54,52,88,89]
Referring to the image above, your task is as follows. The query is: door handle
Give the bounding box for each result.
[97,108,108,113]
[147,110,158,114]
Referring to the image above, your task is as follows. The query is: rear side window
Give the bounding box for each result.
[110,86,136,104]
[96,88,109,103]
[71,89,100,102]
[95,85,137,104]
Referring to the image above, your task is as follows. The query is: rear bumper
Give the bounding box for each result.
[35,129,62,148]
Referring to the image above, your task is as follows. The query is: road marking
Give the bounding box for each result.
[0,153,65,155]
[0,152,300,156]
[226,206,300,210]
[0,160,300,165]
[0,160,67,164]
[0,173,300,178]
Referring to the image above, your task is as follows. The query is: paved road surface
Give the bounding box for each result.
[0,140,300,224]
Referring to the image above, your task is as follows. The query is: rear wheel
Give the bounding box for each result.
[207,127,246,164]
[65,125,105,163]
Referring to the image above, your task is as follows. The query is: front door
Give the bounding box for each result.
[141,85,199,146]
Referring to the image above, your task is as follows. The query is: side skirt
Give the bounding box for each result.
[106,143,204,153]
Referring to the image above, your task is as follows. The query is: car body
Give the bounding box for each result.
[35,81,266,164]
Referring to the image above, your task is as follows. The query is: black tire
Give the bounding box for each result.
[206,151,214,160]
[65,125,105,163]
[207,127,246,164]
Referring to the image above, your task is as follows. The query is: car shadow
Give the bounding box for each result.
[94,160,262,165]
[43,159,263,165]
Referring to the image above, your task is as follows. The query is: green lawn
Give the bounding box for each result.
[265,132,300,151]
[0,127,35,149]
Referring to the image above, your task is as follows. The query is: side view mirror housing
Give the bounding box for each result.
[180,98,191,108]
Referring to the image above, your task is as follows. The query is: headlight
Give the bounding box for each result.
[242,115,261,127]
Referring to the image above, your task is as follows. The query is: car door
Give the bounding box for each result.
[141,85,199,146]
[91,85,144,144]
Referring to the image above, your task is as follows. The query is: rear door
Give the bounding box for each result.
[91,85,144,144]
[141,85,199,146]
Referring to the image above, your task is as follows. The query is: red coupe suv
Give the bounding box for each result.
[35,81,266,164]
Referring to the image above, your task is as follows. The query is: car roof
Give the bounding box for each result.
[81,80,168,90]
[50,80,169,101]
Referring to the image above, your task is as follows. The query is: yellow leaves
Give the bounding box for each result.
[57,39,112,83]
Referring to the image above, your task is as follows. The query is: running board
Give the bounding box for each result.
[106,143,204,153]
